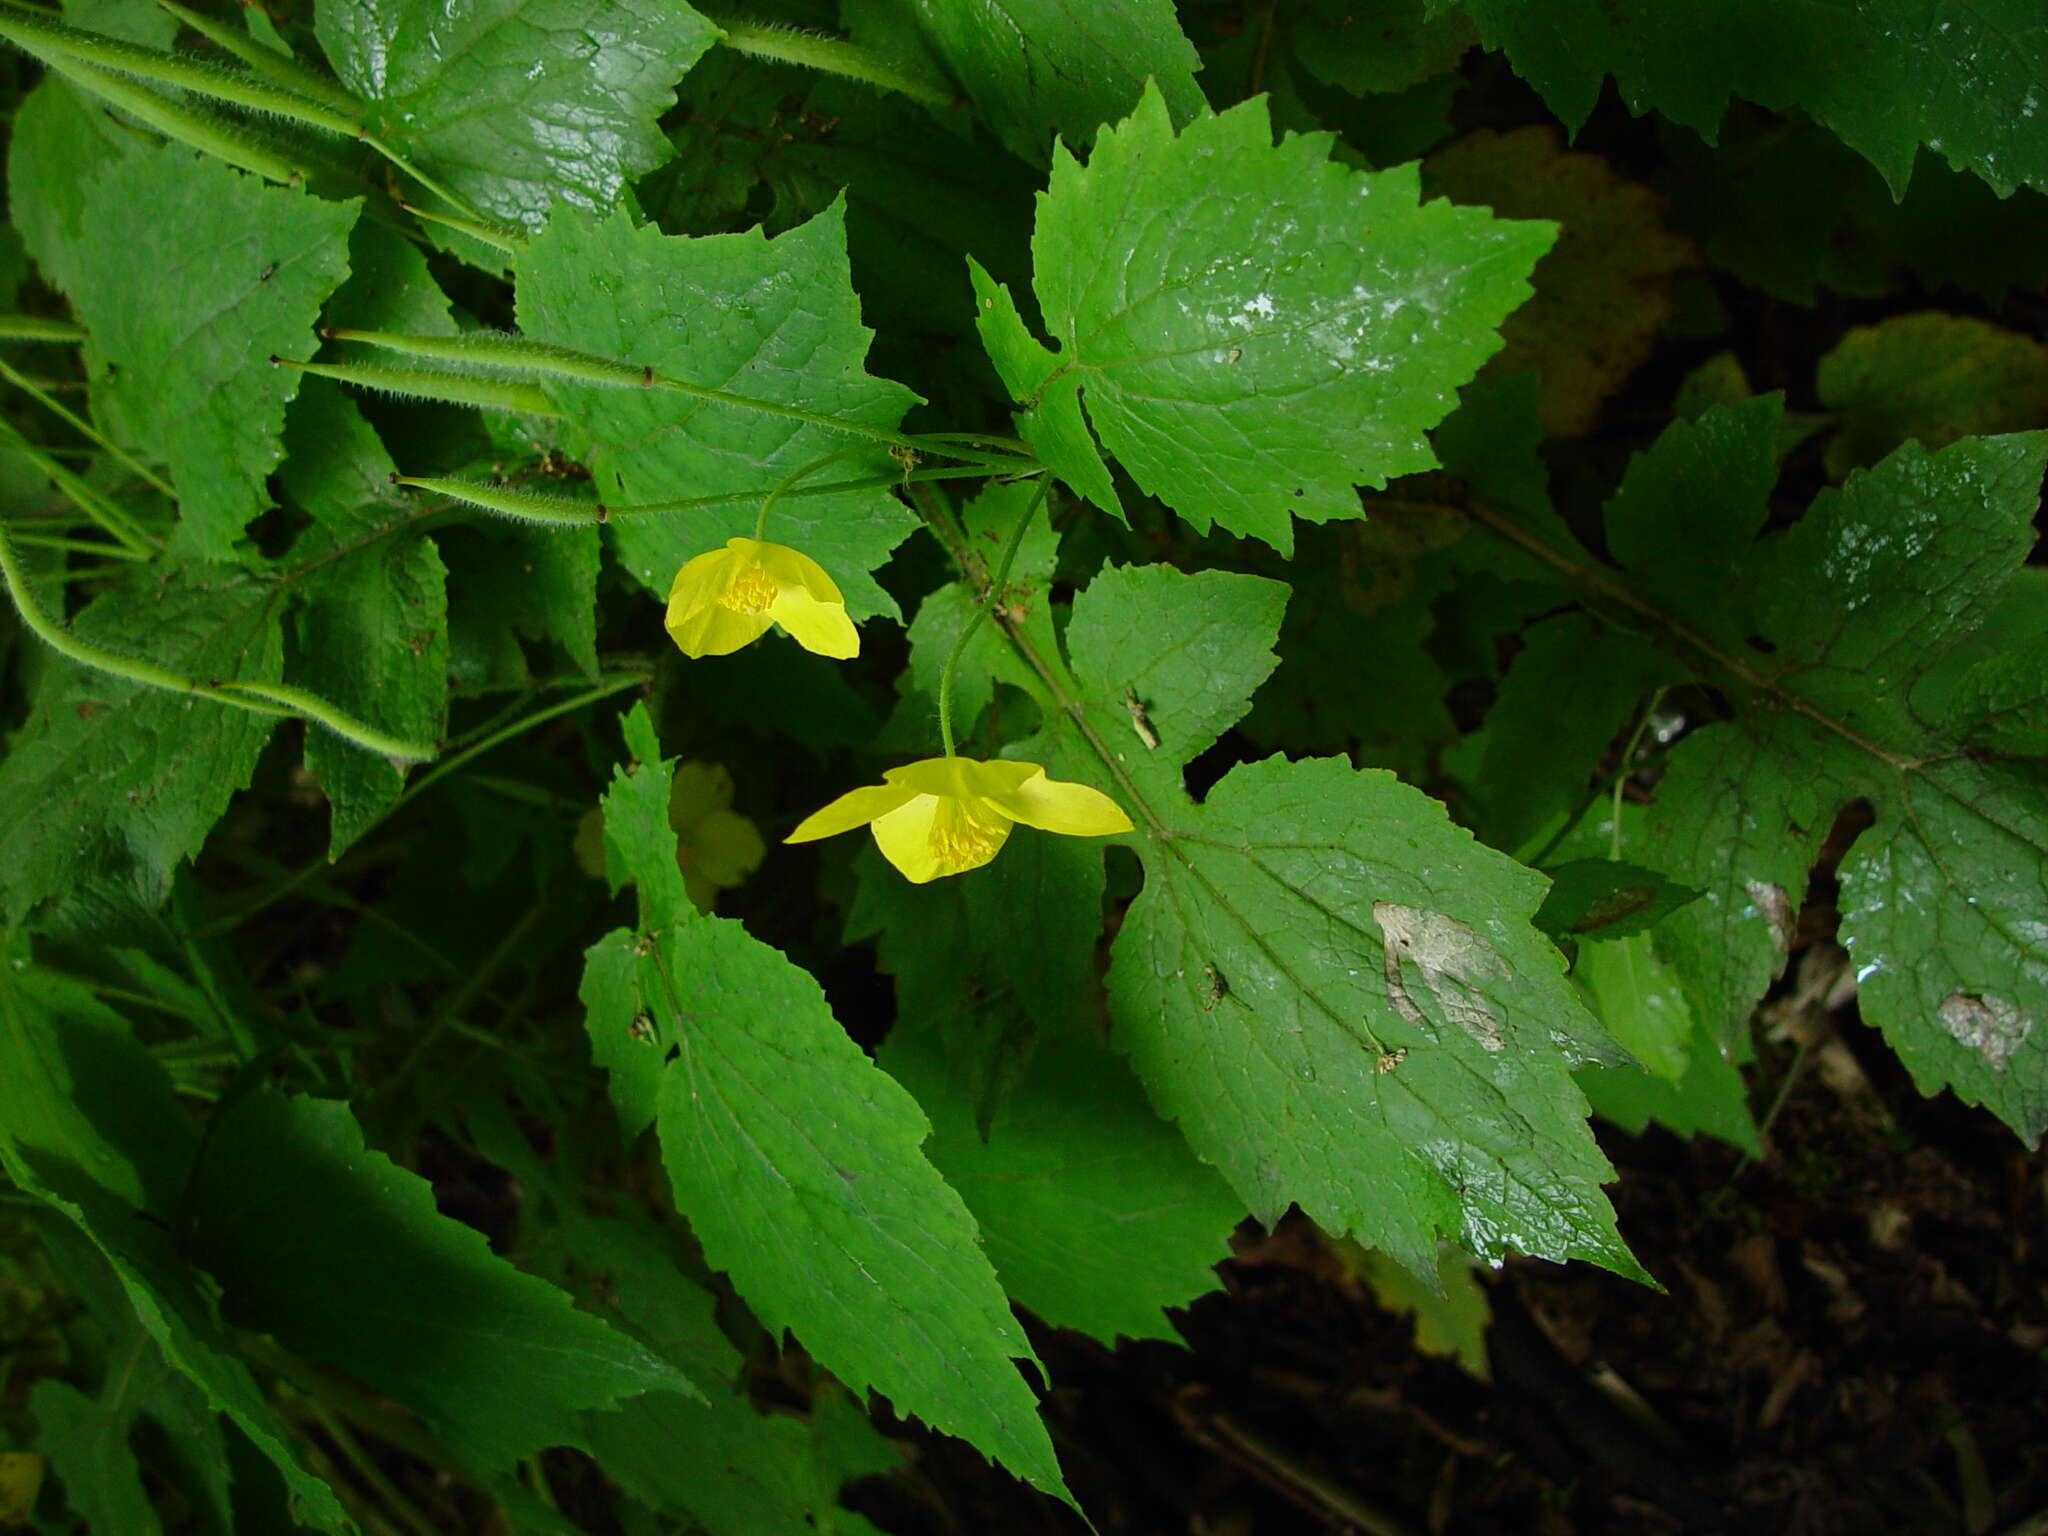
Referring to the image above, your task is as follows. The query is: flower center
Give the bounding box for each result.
[927,802,1003,869]
[719,565,780,614]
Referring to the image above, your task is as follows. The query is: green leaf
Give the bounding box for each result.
[1004,86,1555,552]
[1475,612,1674,855]
[69,144,358,559]
[325,217,459,337]
[1546,414,2048,1140]
[292,530,449,855]
[581,706,1068,1498]
[31,1379,163,1536]
[590,1389,894,1536]
[314,0,719,227]
[889,0,1203,160]
[1534,859,1701,945]
[7,77,132,296]
[1028,564,1638,1282]
[0,565,282,931]
[1577,1019,1760,1154]
[1293,0,1476,96]
[1345,1242,1491,1377]
[180,1087,689,1469]
[517,203,921,622]
[900,480,1063,745]
[884,1021,1240,1345]
[1456,0,2048,195]
[1816,313,2048,478]
[0,956,350,1531]
[853,832,1240,1343]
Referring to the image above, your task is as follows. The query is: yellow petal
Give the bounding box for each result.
[687,808,767,887]
[770,588,859,659]
[978,764,1134,837]
[786,781,920,842]
[747,538,848,604]
[667,544,747,618]
[668,761,735,832]
[870,794,1011,883]
[886,756,999,800]
[666,601,774,658]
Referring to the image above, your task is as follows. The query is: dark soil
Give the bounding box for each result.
[848,950,2048,1536]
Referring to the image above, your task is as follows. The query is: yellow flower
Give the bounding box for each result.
[668,760,766,911]
[665,537,859,660]
[787,756,1133,883]
[571,759,765,913]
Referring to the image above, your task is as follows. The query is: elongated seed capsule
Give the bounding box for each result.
[151,0,362,117]
[43,55,308,183]
[325,329,650,389]
[274,358,561,418]
[398,202,524,254]
[0,316,86,343]
[392,475,607,527]
[0,7,361,135]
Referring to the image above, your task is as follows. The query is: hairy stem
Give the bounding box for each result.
[936,476,1048,757]
[715,19,955,110]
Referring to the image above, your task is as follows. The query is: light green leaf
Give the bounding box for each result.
[1577,1020,1760,1154]
[517,204,921,622]
[1817,313,2048,478]
[1455,0,2048,195]
[1027,565,1637,1282]
[69,144,358,559]
[0,565,282,931]
[325,217,459,337]
[1006,86,1554,552]
[580,706,1068,1498]
[292,531,448,855]
[315,0,718,227]
[180,1087,689,1469]
[890,0,1203,160]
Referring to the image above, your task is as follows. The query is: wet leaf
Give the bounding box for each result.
[1025,563,1639,1283]
[987,85,1556,552]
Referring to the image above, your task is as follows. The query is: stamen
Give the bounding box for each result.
[927,803,1003,870]
[718,565,780,613]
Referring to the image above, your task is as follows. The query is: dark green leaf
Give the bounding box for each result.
[315,0,718,226]
[1455,0,2048,195]
[0,565,282,930]
[181,1087,689,1469]
[69,145,358,558]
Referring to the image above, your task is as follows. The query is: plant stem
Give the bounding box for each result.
[0,418,156,553]
[753,445,869,539]
[0,355,178,500]
[0,517,438,759]
[936,476,1047,757]
[715,19,955,110]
